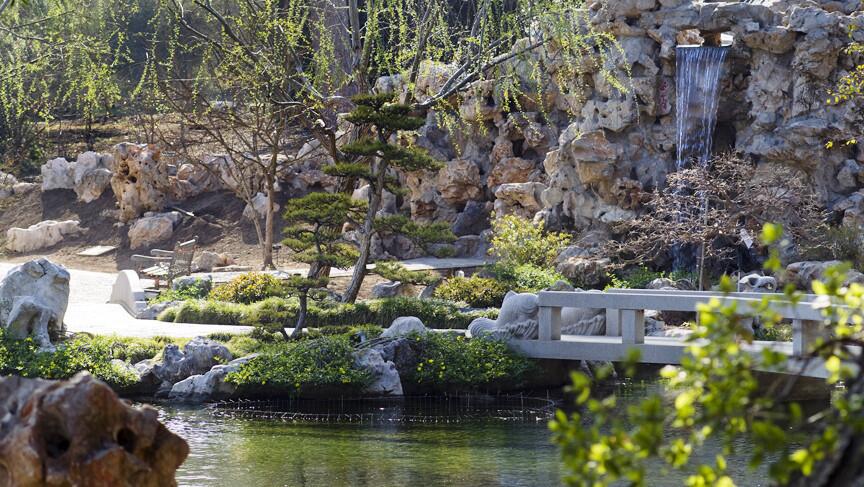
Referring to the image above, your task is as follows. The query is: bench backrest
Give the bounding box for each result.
[167,238,197,280]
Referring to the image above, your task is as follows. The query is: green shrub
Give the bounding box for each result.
[404,333,534,392]
[495,263,568,291]
[150,279,212,304]
[209,272,286,304]
[0,331,144,387]
[160,296,497,330]
[434,275,510,307]
[225,336,372,396]
[490,214,571,268]
[171,300,247,325]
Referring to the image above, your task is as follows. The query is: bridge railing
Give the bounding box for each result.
[537,290,843,357]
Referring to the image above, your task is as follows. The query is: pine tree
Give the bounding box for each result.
[281,192,365,339]
[328,93,453,303]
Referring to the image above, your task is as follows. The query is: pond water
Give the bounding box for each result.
[158,383,775,487]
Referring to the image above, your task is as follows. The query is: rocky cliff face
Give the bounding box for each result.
[379,0,863,238]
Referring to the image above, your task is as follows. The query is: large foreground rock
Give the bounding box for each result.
[0,258,70,350]
[0,373,188,486]
[6,220,83,253]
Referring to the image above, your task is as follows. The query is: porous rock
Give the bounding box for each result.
[0,258,70,350]
[6,220,82,253]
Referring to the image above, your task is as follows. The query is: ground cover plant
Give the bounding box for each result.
[0,331,174,387]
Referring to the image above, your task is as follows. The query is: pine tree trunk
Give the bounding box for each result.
[342,161,386,303]
[290,292,308,339]
[263,181,276,270]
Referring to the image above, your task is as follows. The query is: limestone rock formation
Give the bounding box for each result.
[0,373,188,486]
[192,251,235,272]
[111,143,171,222]
[370,281,408,299]
[138,337,234,394]
[6,220,83,253]
[354,348,404,396]
[169,354,259,402]
[369,0,864,241]
[738,273,778,292]
[127,211,181,249]
[41,152,114,202]
[0,259,70,350]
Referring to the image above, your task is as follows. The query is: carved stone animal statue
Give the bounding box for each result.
[0,259,70,350]
[467,290,605,339]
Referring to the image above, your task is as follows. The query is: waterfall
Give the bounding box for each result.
[672,45,729,277]
[675,46,729,169]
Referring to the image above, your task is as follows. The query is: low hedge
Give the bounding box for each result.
[158,296,498,330]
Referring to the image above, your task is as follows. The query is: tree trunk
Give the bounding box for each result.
[342,162,386,303]
[263,179,276,270]
[290,292,308,339]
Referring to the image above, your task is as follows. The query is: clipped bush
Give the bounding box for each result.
[159,296,497,330]
[150,278,212,304]
[434,275,510,308]
[404,333,534,392]
[225,336,372,396]
[490,214,571,268]
[171,300,247,325]
[209,272,286,304]
[494,263,568,292]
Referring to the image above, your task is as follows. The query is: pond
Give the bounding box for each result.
[158,382,775,487]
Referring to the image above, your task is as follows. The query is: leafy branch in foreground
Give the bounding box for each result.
[552,224,864,486]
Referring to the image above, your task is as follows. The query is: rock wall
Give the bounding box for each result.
[380,0,864,238]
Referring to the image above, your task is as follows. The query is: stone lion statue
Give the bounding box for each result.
[0,259,70,350]
[467,290,606,339]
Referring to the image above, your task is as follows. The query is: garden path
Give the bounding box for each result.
[0,262,254,338]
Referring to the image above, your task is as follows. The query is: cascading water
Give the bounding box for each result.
[672,45,729,274]
[675,46,729,169]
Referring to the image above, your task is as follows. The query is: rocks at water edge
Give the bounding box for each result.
[6,220,83,253]
[0,372,188,486]
[354,348,404,396]
[169,354,259,402]
[0,259,70,350]
[136,337,233,395]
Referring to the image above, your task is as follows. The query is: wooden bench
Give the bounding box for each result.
[131,237,198,289]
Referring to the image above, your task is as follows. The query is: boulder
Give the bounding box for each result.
[168,354,259,402]
[242,192,280,221]
[370,280,408,299]
[148,337,233,392]
[354,348,403,396]
[6,220,83,253]
[72,151,114,202]
[0,258,70,350]
[738,273,777,292]
[41,157,75,191]
[128,212,180,249]
[382,316,429,338]
[487,157,538,189]
[0,373,188,486]
[193,251,235,272]
[784,261,864,290]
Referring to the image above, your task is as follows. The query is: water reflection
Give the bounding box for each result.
[158,381,786,487]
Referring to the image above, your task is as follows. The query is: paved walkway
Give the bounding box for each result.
[0,262,253,338]
[0,256,487,338]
